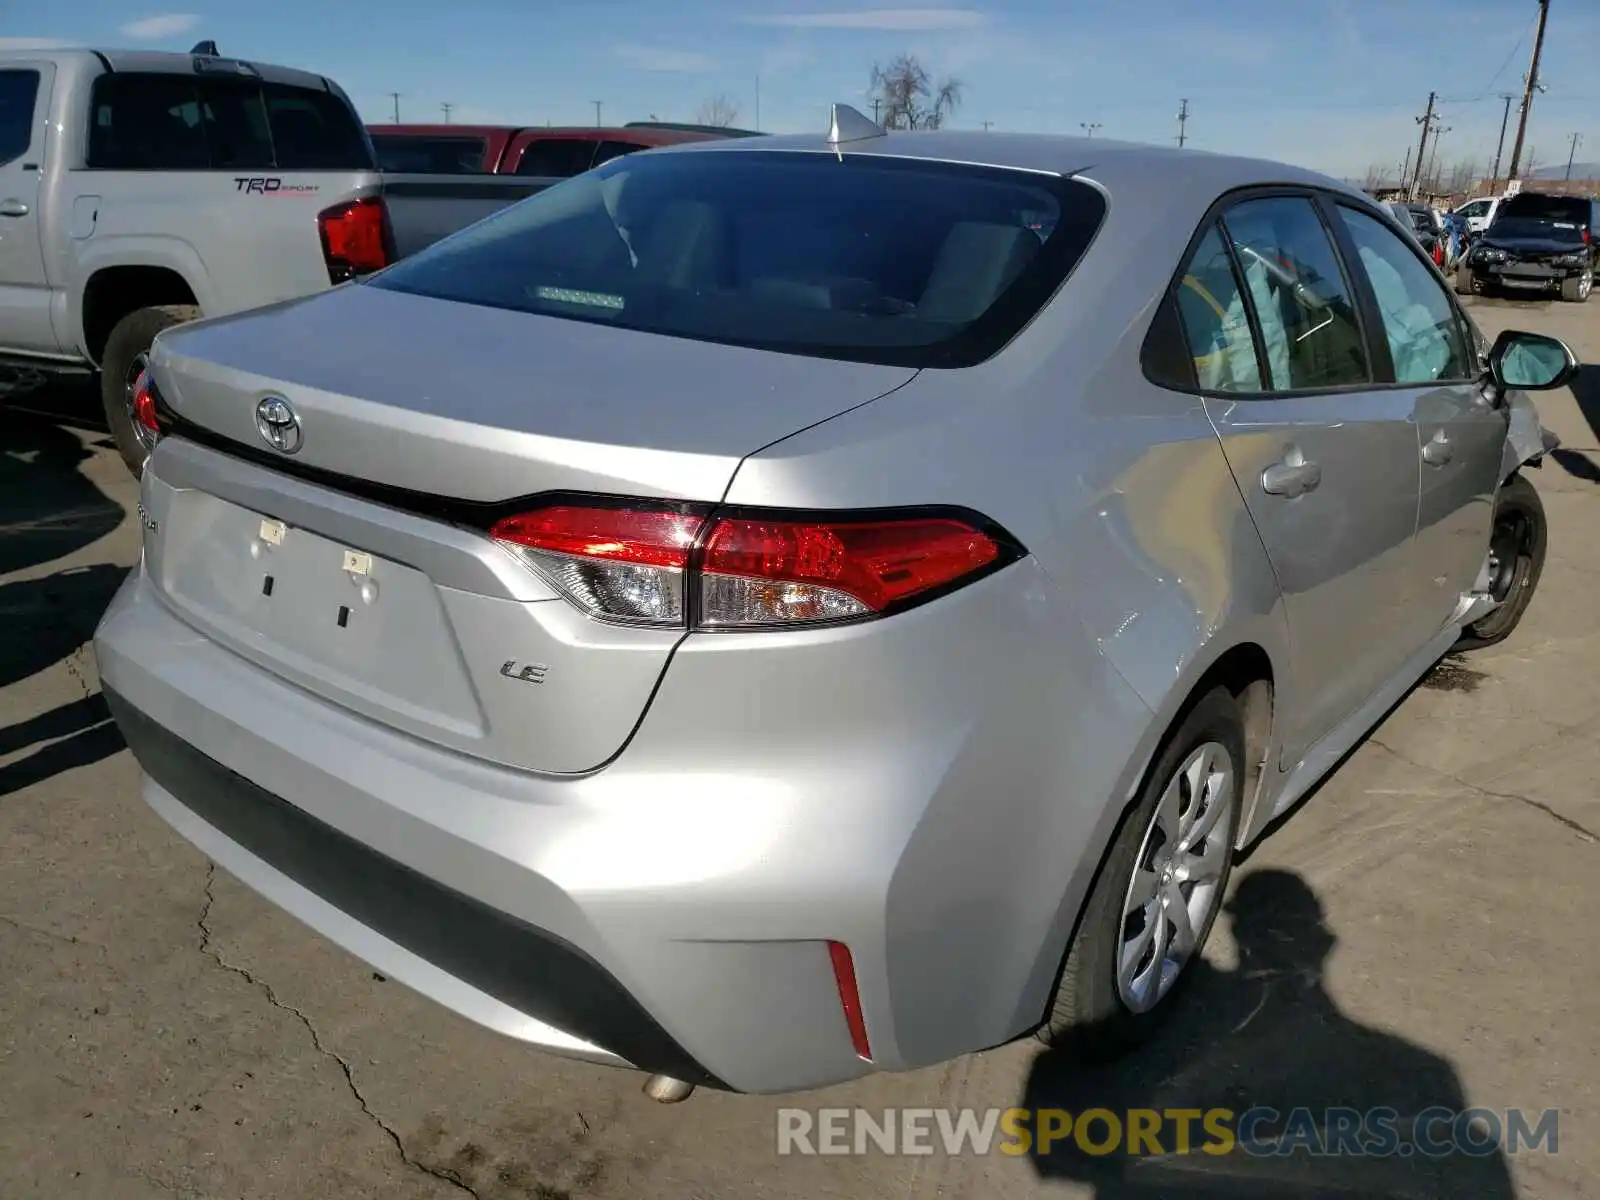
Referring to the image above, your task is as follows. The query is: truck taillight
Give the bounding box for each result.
[317,196,392,283]
[488,502,1021,630]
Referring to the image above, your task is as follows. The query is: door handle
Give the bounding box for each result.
[0,199,28,217]
[1261,447,1322,498]
[1422,430,1453,465]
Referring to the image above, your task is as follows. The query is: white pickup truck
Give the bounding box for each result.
[0,42,389,476]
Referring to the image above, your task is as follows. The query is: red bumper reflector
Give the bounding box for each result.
[827,940,872,1061]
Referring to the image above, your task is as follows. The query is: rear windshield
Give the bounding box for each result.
[88,72,374,171]
[371,133,487,174]
[1490,194,1591,237]
[369,150,1106,367]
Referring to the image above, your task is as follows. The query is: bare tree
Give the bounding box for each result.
[1362,163,1386,190]
[693,94,739,127]
[869,54,962,130]
[1523,145,1540,176]
[1445,158,1479,194]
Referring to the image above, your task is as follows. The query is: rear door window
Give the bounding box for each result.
[1173,224,1264,392]
[0,69,40,165]
[514,138,600,177]
[1219,196,1371,391]
[87,72,372,170]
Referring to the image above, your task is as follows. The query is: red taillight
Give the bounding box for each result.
[490,505,705,627]
[318,196,392,282]
[698,515,1003,627]
[827,941,872,1061]
[488,503,1015,630]
[132,369,160,436]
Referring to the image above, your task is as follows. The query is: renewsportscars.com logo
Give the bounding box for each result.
[776,1106,1561,1159]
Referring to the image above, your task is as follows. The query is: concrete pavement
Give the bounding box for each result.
[1,296,1597,1198]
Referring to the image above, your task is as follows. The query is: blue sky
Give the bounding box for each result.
[9,1,1600,179]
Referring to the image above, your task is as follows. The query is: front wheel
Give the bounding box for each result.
[1457,474,1547,651]
[1454,266,1481,297]
[99,304,201,479]
[1560,271,1592,303]
[1037,688,1244,1059]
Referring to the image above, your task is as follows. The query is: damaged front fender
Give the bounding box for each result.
[1500,388,1560,482]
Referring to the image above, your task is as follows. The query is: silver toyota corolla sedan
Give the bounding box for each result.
[96,107,1577,1099]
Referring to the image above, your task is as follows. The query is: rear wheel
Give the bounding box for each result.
[1457,474,1547,650]
[1037,688,1244,1059]
[100,304,201,479]
[1560,271,1592,303]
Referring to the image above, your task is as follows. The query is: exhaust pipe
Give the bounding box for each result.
[642,1074,696,1103]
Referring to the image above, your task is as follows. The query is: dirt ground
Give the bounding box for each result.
[1,294,1597,1199]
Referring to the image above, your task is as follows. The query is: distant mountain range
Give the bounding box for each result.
[1524,163,1600,183]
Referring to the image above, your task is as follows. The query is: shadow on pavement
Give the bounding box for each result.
[1550,363,1600,484]
[0,411,131,795]
[1022,869,1517,1198]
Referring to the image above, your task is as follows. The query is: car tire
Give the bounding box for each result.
[1559,272,1592,303]
[1454,266,1479,296]
[1036,686,1245,1060]
[100,304,201,479]
[1457,474,1547,651]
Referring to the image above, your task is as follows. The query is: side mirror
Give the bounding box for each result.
[1482,329,1579,405]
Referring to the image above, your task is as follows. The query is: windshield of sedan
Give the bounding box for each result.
[369,149,1107,367]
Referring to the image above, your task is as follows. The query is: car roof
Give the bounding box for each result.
[0,46,333,91]
[368,124,719,146]
[664,128,1363,198]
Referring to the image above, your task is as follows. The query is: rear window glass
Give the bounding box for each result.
[87,72,373,170]
[371,133,488,173]
[370,150,1106,368]
[1491,194,1591,235]
[514,138,600,177]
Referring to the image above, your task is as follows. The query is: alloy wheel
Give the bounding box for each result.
[1116,740,1235,1013]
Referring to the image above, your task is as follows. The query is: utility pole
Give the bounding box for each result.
[1505,0,1551,181]
[388,92,401,123]
[1400,146,1412,190]
[592,100,603,126]
[1080,121,1102,138]
[1491,93,1516,182]
[871,98,881,124]
[1425,125,1450,194]
[755,75,760,131]
[1410,91,1436,200]
[1176,98,1189,148]
[440,102,452,123]
[1566,132,1583,180]
[981,120,993,131]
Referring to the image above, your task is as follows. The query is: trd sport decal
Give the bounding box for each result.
[234,177,321,195]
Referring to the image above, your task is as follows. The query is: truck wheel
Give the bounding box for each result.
[1560,272,1592,303]
[1036,687,1244,1060]
[100,304,201,479]
[1457,475,1547,651]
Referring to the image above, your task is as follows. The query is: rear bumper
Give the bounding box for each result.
[95,556,1151,1093]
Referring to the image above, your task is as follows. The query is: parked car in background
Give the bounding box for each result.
[1455,191,1597,302]
[100,109,1573,1100]
[1388,201,1443,259]
[0,41,387,478]
[369,123,743,258]
[1455,193,1507,235]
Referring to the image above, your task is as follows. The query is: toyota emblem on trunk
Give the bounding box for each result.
[255,396,302,454]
